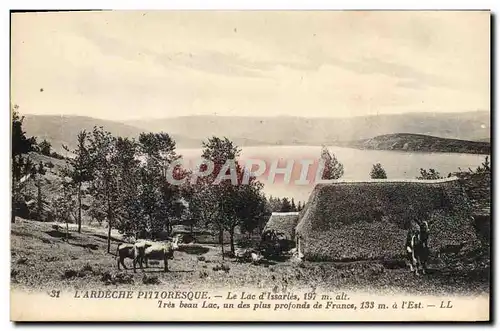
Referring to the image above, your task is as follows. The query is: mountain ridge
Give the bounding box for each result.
[337,133,490,155]
[22,111,490,152]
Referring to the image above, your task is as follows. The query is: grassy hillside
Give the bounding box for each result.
[338,133,491,154]
[15,152,98,226]
[11,218,489,295]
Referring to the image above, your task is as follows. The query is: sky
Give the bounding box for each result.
[10,10,490,120]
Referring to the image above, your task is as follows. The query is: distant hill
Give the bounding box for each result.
[21,115,201,153]
[22,111,490,152]
[127,110,490,146]
[337,133,491,155]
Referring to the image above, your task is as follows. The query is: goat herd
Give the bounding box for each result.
[115,233,266,273]
[116,235,180,273]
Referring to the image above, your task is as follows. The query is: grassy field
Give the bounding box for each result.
[11,217,490,296]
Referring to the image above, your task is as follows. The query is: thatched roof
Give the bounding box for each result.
[263,212,300,241]
[296,177,478,261]
[455,171,491,216]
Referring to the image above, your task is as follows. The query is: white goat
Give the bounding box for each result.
[116,240,151,272]
[143,235,181,272]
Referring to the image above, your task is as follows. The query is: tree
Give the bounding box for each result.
[290,198,297,212]
[113,137,143,237]
[63,130,94,233]
[235,185,267,234]
[87,126,119,253]
[137,132,182,238]
[280,197,292,212]
[196,137,242,257]
[370,163,387,179]
[11,105,37,223]
[34,161,47,221]
[11,105,37,163]
[416,168,442,180]
[189,175,226,255]
[227,166,266,254]
[320,146,344,180]
[38,139,52,156]
[88,199,106,226]
[472,155,490,174]
[268,196,283,212]
[193,136,266,256]
[52,178,77,242]
[201,136,241,168]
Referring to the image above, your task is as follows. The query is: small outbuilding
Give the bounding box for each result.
[261,212,300,254]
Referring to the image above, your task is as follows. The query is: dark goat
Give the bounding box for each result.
[405,220,430,275]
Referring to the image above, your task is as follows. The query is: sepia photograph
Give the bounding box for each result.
[9,9,491,322]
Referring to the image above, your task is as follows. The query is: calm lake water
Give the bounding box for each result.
[176,145,489,203]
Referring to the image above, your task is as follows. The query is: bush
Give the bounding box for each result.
[100,271,113,284]
[62,269,78,279]
[212,264,230,273]
[142,275,161,285]
[114,272,134,284]
[416,168,442,180]
[12,198,30,219]
[81,263,93,272]
[38,139,52,156]
[370,163,387,179]
[45,256,60,262]
[16,257,28,265]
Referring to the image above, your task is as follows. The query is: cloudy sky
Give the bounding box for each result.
[11,10,490,120]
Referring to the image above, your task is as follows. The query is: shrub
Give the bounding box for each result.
[81,263,93,272]
[62,269,78,279]
[212,264,230,273]
[114,272,134,284]
[100,271,113,284]
[370,163,387,179]
[416,168,443,180]
[44,256,60,262]
[16,257,28,265]
[142,275,161,285]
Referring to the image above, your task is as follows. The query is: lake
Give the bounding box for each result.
[175,145,489,203]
